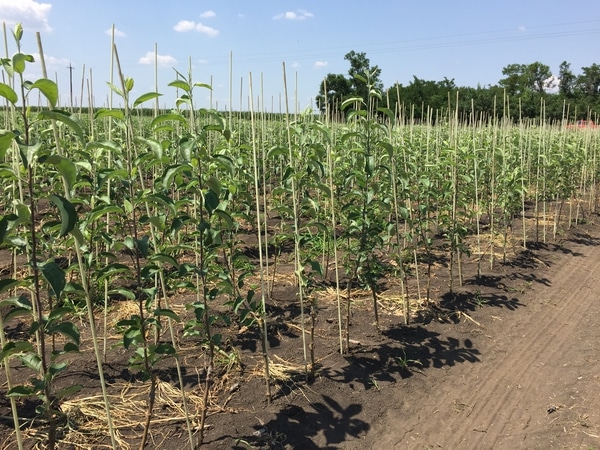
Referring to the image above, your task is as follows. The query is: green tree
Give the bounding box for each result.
[499,62,552,95]
[386,77,458,121]
[344,50,383,100]
[577,63,600,100]
[558,61,576,98]
[316,73,352,115]
[499,63,527,96]
[526,62,553,93]
[316,51,382,116]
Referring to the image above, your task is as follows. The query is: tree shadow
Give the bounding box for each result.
[439,290,526,315]
[568,231,600,247]
[230,395,368,449]
[233,308,300,352]
[322,325,480,390]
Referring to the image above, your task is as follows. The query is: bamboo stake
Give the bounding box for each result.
[281,62,309,373]
[248,72,273,403]
[323,78,344,354]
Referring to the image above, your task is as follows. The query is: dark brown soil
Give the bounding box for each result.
[1,217,600,449]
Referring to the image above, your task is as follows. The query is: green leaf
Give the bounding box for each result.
[0,215,7,244]
[123,328,142,349]
[48,194,77,237]
[154,308,181,322]
[148,253,179,269]
[267,146,289,159]
[308,260,324,277]
[7,385,34,397]
[107,82,124,99]
[133,91,162,108]
[48,321,80,345]
[47,306,73,322]
[154,343,176,355]
[39,260,66,299]
[96,263,131,284]
[124,77,134,93]
[176,96,191,108]
[193,82,212,90]
[70,225,85,246]
[0,294,32,310]
[135,136,163,159]
[86,139,122,154]
[0,341,34,361]
[48,361,68,377]
[214,209,234,229]
[55,384,83,399]
[107,288,136,300]
[94,108,125,120]
[12,23,23,43]
[13,53,34,74]
[18,141,41,169]
[4,306,32,322]
[341,96,365,111]
[0,278,26,293]
[19,353,42,372]
[204,190,219,214]
[0,83,18,104]
[62,342,79,353]
[98,169,128,190]
[87,204,124,224]
[37,110,85,145]
[136,235,149,258]
[29,79,59,108]
[41,154,77,192]
[162,163,192,189]
[168,79,191,94]
[150,113,188,130]
[207,175,221,196]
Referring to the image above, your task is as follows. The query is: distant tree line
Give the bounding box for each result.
[316,51,600,122]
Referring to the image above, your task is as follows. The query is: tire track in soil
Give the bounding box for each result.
[367,237,600,449]
[450,247,600,449]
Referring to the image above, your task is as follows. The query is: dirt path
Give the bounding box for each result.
[364,231,600,449]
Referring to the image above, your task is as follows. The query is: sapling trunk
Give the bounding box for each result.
[281,63,309,375]
[248,72,272,403]
[0,313,24,450]
[322,81,344,354]
[259,74,272,301]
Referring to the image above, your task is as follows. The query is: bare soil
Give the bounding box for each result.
[1,215,600,449]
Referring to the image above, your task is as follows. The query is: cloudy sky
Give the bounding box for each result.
[1,0,599,110]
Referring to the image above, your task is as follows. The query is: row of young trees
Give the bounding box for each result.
[316,51,600,121]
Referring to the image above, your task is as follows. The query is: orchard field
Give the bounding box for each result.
[1,26,600,449]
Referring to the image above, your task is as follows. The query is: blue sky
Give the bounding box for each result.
[2,0,600,111]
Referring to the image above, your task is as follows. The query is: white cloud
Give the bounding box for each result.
[138,51,177,66]
[174,20,196,32]
[196,23,219,37]
[517,25,527,32]
[0,0,52,32]
[314,61,328,69]
[29,52,69,75]
[544,75,559,93]
[105,27,126,38]
[200,10,216,19]
[273,9,314,21]
[173,20,219,37]
[291,61,300,68]
[33,52,69,67]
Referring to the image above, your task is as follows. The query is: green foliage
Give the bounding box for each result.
[317,50,600,121]
[317,51,384,117]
